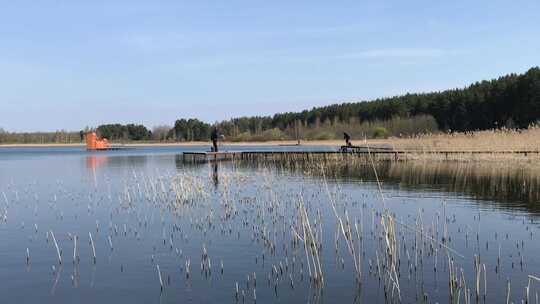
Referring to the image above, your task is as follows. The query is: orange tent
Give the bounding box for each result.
[86,132,110,150]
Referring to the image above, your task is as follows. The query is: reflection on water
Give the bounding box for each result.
[86,155,109,169]
[383,162,540,211]
[212,162,219,188]
[238,158,540,213]
[85,154,150,170]
[175,155,221,189]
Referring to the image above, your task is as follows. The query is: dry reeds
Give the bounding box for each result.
[385,125,540,153]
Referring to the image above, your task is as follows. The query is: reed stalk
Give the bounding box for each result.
[89,232,96,263]
[50,230,62,264]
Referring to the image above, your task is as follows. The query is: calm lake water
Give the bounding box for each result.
[0,146,539,303]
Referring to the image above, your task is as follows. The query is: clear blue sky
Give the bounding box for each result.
[1,0,539,132]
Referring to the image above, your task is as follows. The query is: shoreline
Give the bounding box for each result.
[2,128,539,153]
[0,140,350,148]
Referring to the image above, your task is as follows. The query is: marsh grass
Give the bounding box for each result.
[223,153,540,302]
[385,125,540,152]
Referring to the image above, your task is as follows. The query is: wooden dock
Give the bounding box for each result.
[182,151,243,162]
[87,146,131,151]
[182,149,540,162]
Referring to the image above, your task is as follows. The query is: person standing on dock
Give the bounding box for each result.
[344,132,352,147]
[211,128,219,152]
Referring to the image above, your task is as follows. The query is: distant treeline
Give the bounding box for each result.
[1,67,538,144]
[170,66,540,141]
[0,129,83,144]
[168,119,210,141]
[259,66,540,133]
[96,124,152,141]
[0,125,154,144]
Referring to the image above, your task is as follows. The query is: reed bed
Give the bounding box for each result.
[384,125,540,153]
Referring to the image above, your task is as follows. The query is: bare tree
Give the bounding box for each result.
[151,125,172,141]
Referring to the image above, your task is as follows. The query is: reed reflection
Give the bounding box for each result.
[238,157,540,214]
[175,155,221,189]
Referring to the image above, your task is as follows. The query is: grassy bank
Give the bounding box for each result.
[384,125,540,152]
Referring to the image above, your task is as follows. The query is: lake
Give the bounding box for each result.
[1,146,539,303]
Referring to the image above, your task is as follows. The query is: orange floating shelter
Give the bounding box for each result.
[86,132,110,150]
